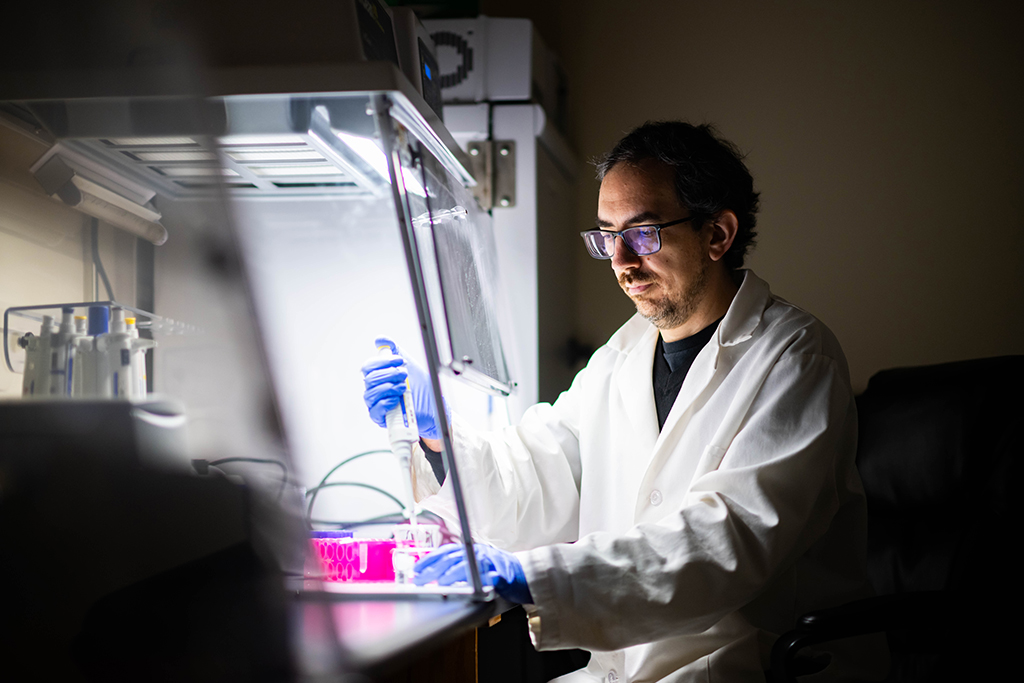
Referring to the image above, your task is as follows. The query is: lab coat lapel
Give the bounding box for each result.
[616,324,660,458]
[635,341,719,522]
[659,270,768,437]
[636,271,770,518]
[657,341,719,443]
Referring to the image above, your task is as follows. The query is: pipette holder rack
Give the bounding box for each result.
[3,301,192,373]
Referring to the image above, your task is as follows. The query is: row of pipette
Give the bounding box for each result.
[20,306,155,400]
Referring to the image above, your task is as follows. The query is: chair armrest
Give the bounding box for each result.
[769,591,955,683]
[797,591,953,636]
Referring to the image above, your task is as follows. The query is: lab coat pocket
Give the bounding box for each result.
[692,444,728,481]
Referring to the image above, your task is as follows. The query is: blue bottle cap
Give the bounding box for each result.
[310,530,354,539]
[87,306,109,336]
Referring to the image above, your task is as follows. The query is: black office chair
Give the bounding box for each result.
[771,355,1023,682]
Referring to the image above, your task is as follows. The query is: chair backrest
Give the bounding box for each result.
[854,356,1021,680]
[855,355,1022,597]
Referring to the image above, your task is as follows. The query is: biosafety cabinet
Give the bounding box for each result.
[0,14,520,678]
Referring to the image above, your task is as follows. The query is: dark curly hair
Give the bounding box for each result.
[595,121,760,270]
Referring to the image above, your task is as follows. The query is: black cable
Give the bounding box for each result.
[314,450,392,488]
[307,517,401,529]
[90,218,116,301]
[308,509,443,529]
[305,482,405,521]
[306,449,393,523]
[210,456,288,476]
[210,457,290,500]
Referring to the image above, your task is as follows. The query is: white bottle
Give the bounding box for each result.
[48,307,77,397]
[81,306,110,398]
[19,332,41,397]
[98,308,134,399]
[68,317,87,397]
[69,316,89,396]
[20,315,54,397]
[124,317,155,400]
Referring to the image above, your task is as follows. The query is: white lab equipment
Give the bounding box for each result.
[81,306,110,398]
[393,522,440,548]
[97,308,134,399]
[47,308,76,396]
[6,303,160,401]
[19,314,53,397]
[425,17,580,421]
[71,316,95,398]
[69,316,88,396]
[424,16,567,130]
[125,318,151,398]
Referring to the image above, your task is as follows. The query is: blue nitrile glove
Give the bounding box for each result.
[413,543,533,604]
[361,337,448,440]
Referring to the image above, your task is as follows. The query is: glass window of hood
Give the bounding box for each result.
[1,88,511,596]
[223,95,439,537]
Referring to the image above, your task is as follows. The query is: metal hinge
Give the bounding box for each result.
[465,140,516,210]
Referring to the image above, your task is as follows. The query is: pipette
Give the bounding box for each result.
[376,342,419,528]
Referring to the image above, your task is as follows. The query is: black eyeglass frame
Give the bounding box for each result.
[579,216,696,260]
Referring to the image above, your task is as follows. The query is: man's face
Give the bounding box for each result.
[597,160,712,333]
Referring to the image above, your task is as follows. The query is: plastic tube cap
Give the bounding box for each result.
[110,308,126,334]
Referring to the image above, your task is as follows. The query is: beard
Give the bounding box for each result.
[619,259,710,331]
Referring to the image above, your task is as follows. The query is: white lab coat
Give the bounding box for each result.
[416,270,882,683]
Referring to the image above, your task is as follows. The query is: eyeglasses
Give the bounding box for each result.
[580,216,694,260]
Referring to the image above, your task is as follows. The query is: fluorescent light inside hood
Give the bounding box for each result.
[333,131,426,198]
[132,151,217,162]
[226,150,326,163]
[250,165,346,177]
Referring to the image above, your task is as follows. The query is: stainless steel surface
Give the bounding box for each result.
[466,140,493,210]
[493,140,517,208]
[294,593,504,676]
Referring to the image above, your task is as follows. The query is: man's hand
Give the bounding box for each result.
[414,543,533,604]
[361,337,448,440]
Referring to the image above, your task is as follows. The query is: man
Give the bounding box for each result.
[363,122,881,682]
